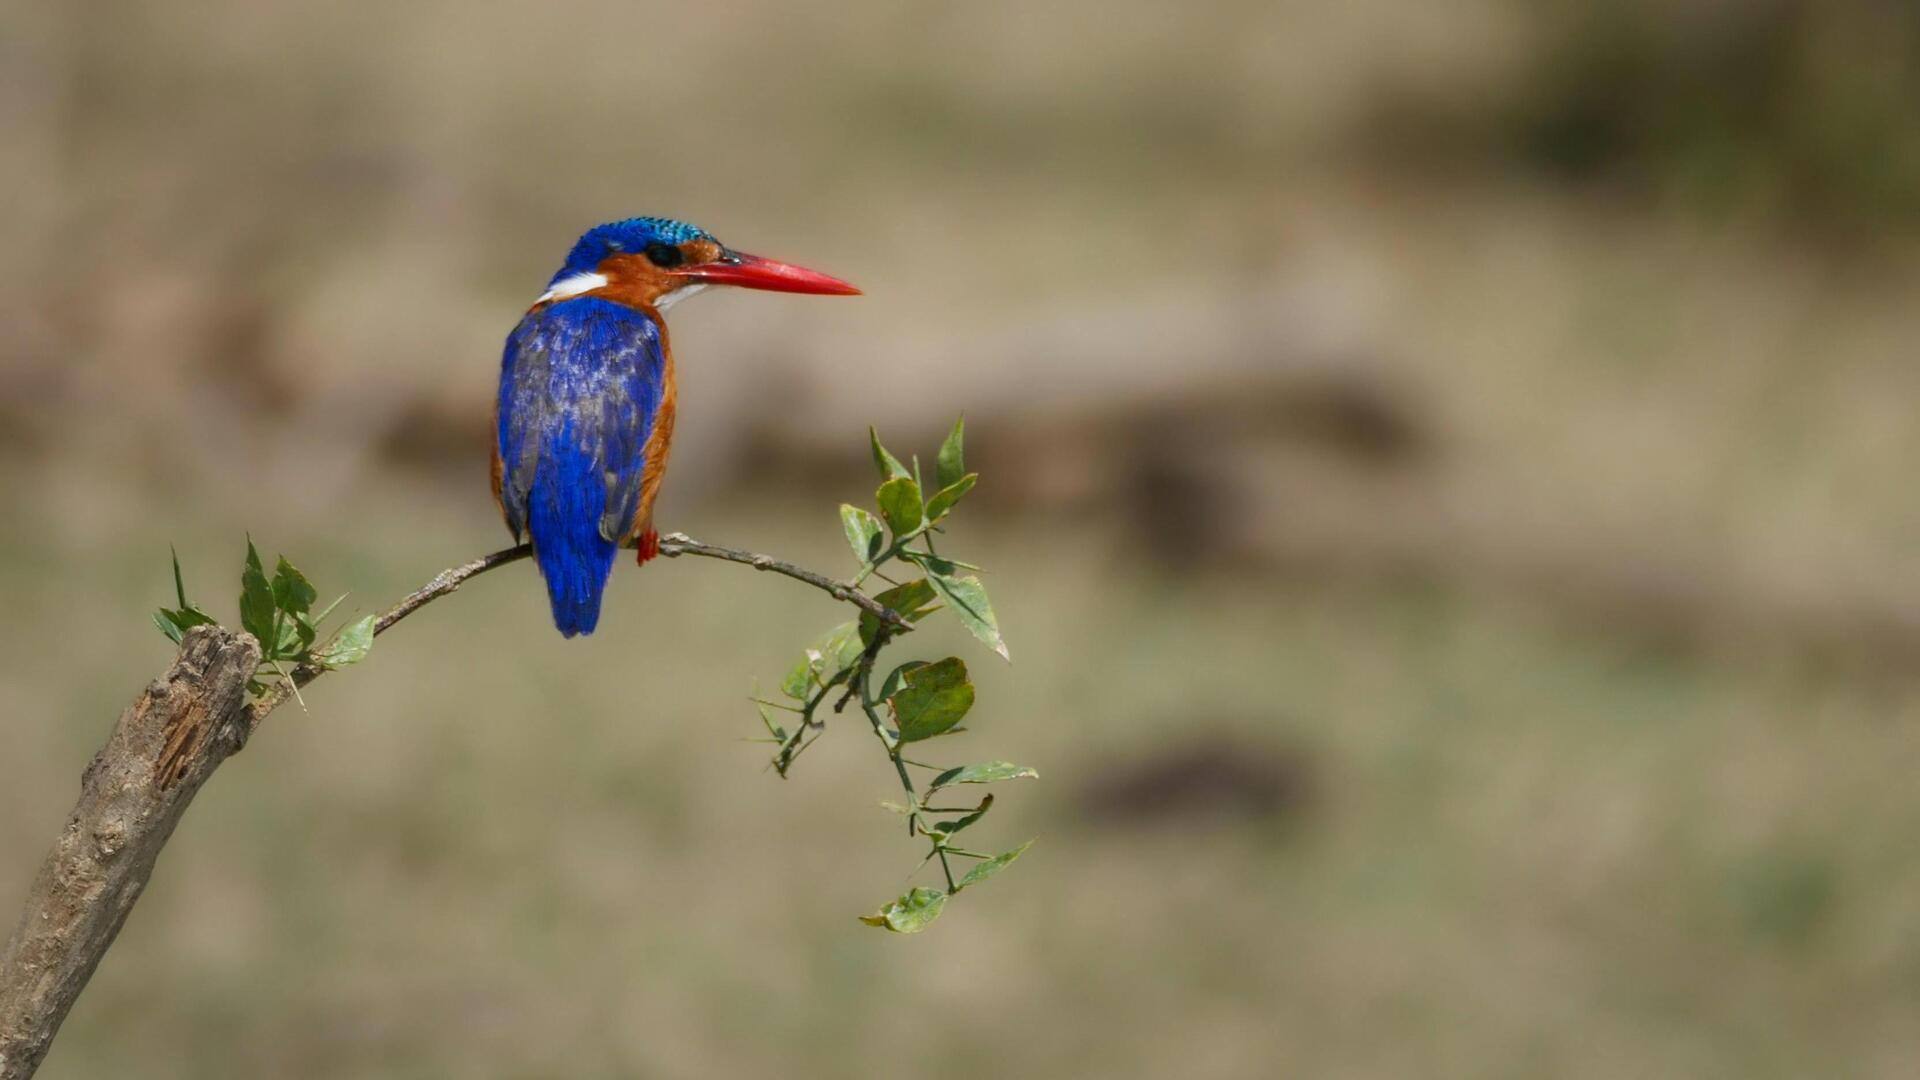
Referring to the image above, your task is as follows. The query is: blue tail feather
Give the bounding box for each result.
[528,424,618,637]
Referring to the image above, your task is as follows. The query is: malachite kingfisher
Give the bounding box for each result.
[493,217,859,636]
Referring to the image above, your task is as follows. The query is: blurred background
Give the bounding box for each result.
[4,0,1920,1075]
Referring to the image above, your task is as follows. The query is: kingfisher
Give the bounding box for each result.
[493,216,859,636]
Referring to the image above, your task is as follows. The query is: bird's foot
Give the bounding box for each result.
[636,528,660,566]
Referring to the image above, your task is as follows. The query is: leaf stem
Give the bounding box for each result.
[848,522,934,588]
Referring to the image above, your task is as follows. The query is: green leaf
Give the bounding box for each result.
[238,539,277,645]
[160,544,219,645]
[311,592,347,627]
[784,621,863,700]
[154,594,218,644]
[860,579,939,644]
[170,545,191,610]
[869,427,911,481]
[932,761,1040,789]
[271,556,318,615]
[272,617,303,659]
[958,840,1035,890]
[858,886,947,933]
[927,794,994,840]
[876,660,927,703]
[314,614,374,668]
[924,473,977,521]
[840,504,884,565]
[889,657,974,742]
[876,476,924,538]
[755,699,788,741]
[780,654,813,700]
[936,416,966,491]
[925,566,1009,661]
[811,621,864,682]
[903,550,986,574]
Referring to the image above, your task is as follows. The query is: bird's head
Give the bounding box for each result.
[538,216,859,311]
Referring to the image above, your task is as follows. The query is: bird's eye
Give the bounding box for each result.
[643,242,685,268]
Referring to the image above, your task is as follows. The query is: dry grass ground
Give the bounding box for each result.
[10,459,1920,1077]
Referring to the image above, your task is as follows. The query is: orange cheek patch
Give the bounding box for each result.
[593,253,678,309]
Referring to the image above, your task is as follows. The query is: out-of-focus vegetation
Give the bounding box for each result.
[1373,0,1920,233]
[4,0,1920,1076]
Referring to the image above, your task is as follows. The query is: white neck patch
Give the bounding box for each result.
[654,283,709,312]
[535,272,609,304]
[533,275,709,313]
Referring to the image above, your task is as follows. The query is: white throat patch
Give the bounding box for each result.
[654,283,709,312]
[534,275,709,312]
[535,272,609,304]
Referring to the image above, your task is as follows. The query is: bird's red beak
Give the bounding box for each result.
[681,251,860,295]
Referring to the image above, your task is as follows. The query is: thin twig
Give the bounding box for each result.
[248,544,534,719]
[657,532,909,629]
[374,543,533,636]
[833,630,891,714]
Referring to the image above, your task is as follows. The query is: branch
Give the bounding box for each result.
[248,532,904,720]
[375,544,533,636]
[0,533,897,1079]
[657,532,910,630]
[247,543,534,718]
[0,628,259,1080]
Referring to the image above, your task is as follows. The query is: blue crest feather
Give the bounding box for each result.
[554,216,713,283]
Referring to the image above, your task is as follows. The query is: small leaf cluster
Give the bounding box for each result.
[155,541,374,696]
[756,419,1034,934]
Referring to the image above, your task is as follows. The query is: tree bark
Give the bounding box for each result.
[0,626,260,1080]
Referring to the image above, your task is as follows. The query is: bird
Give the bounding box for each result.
[493,216,859,636]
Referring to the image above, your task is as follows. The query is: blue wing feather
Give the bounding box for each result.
[497,297,665,636]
